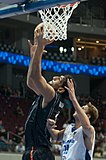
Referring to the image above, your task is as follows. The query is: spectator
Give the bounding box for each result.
[15,141,25,153]
[8,139,15,152]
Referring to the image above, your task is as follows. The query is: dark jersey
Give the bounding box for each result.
[25,93,64,150]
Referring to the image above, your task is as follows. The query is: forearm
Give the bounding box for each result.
[27,44,44,81]
[72,98,91,128]
[48,129,60,141]
[48,128,64,141]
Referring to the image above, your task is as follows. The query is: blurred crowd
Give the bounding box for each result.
[0,119,25,153]
[0,86,106,158]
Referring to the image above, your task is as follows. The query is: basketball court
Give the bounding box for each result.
[0,153,105,160]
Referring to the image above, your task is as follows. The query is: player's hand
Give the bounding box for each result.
[28,40,37,58]
[65,79,76,101]
[34,23,54,46]
[46,119,57,130]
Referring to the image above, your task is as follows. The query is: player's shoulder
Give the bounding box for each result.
[90,125,95,134]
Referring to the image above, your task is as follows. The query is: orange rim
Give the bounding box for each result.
[57,2,79,8]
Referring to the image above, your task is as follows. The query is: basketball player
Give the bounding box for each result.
[22,23,75,160]
[47,79,99,160]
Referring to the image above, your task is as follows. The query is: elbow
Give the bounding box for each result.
[27,79,30,89]
[27,76,32,88]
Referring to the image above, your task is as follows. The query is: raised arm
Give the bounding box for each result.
[65,79,94,138]
[27,23,55,102]
[27,39,40,94]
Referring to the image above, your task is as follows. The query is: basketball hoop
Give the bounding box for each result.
[39,1,80,41]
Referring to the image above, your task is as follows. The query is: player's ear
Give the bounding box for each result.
[57,87,65,93]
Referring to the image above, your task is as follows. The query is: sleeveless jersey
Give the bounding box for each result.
[61,123,95,160]
[25,93,64,150]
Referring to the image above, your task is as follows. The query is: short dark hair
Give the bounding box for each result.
[87,102,99,124]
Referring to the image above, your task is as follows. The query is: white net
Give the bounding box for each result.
[39,2,79,41]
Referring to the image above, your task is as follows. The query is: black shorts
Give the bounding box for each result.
[22,147,55,160]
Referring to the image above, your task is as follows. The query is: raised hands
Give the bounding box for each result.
[65,79,76,102]
[28,40,37,58]
[28,24,38,58]
[28,23,54,58]
[34,23,54,46]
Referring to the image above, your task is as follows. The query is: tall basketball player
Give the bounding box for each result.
[22,23,75,160]
[47,79,99,160]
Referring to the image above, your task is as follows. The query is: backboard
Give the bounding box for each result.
[0,0,86,18]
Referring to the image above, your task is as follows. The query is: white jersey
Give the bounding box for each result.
[61,123,95,160]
